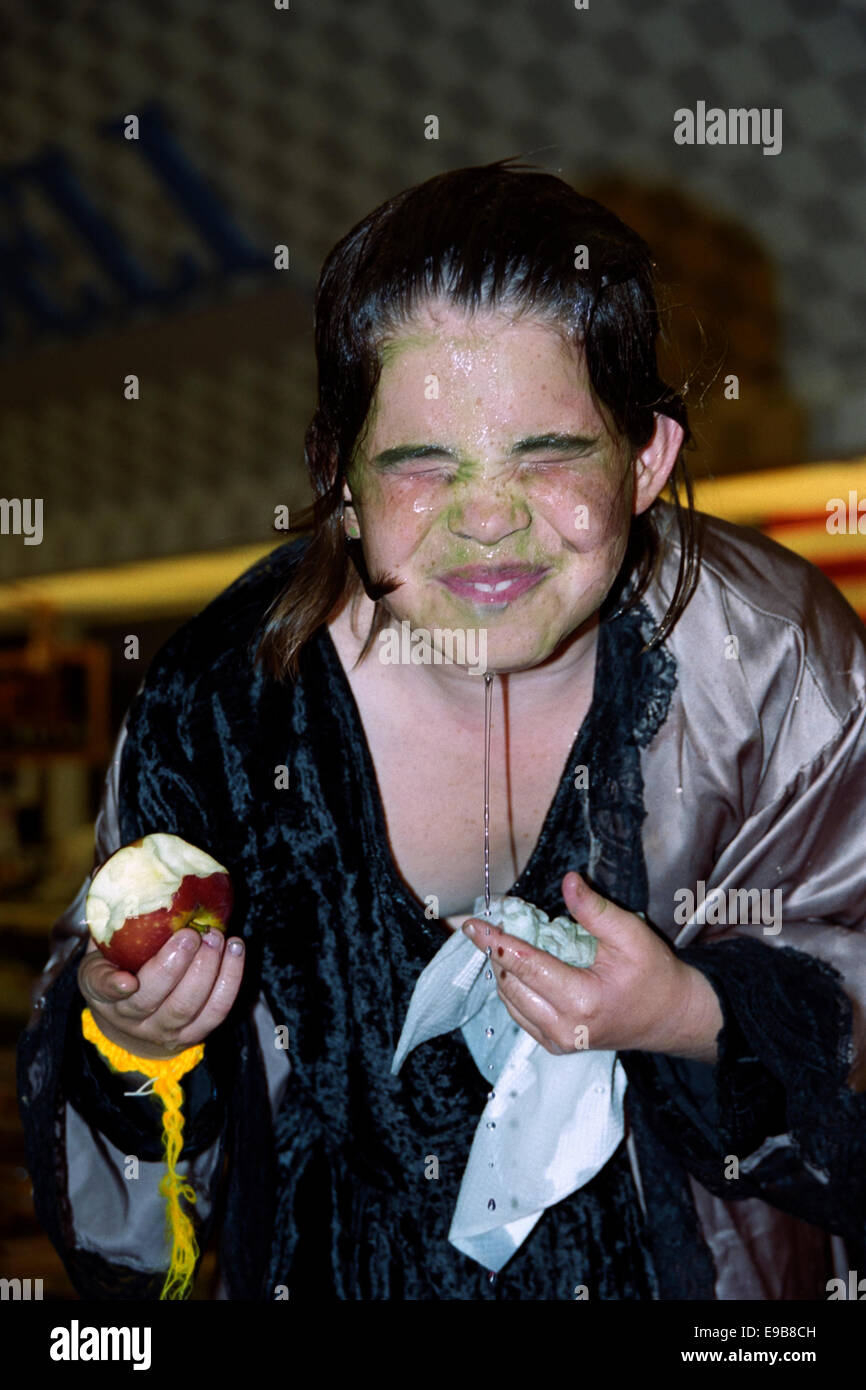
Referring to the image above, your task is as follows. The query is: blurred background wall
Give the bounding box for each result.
[1,0,864,1297]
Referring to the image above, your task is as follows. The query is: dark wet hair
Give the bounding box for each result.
[255,157,700,680]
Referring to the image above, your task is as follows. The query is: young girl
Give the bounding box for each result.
[19,160,866,1300]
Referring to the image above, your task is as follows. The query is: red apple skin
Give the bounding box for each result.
[96,872,233,973]
[170,872,233,930]
[96,908,176,973]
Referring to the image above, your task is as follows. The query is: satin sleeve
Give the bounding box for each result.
[622,695,866,1244]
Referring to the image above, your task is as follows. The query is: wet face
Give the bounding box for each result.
[343,301,665,674]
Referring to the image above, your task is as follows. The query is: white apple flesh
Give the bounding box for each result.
[86,833,233,973]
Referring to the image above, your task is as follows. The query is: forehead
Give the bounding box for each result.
[364,300,615,445]
[378,300,580,372]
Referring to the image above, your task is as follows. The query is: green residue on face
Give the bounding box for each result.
[431,527,554,583]
[443,480,537,548]
[453,456,476,485]
[430,538,478,568]
[346,331,444,499]
[378,331,435,365]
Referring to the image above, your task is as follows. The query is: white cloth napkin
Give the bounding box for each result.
[391,895,628,1272]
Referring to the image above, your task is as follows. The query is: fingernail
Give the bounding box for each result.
[228,939,244,956]
[462,921,476,936]
[202,930,223,948]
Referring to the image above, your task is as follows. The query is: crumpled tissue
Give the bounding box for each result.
[391,894,628,1272]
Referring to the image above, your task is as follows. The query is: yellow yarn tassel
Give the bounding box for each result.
[81,1007,205,1300]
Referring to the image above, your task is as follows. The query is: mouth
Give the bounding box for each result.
[437,564,550,605]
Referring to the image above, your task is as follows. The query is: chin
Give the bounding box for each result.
[481,632,565,674]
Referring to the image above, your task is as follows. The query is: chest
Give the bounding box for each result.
[369,723,579,923]
[332,643,591,926]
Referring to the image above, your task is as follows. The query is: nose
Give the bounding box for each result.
[447,488,532,546]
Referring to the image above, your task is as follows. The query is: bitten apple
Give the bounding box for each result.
[85,833,233,972]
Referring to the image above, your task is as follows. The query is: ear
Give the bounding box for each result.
[632,414,685,516]
[341,481,361,539]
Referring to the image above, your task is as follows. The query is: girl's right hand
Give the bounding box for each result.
[77,928,245,1061]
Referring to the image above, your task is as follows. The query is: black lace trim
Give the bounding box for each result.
[585,601,678,914]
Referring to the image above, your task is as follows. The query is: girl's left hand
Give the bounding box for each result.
[462,871,723,1062]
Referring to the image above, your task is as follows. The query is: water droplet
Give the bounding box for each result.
[487,1271,496,1284]
[487,1198,496,1211]
[488,1160,494,1168]
[485,1026,495,1038]
[487,1089,495,1100]
[488,1063,495,1071]
[485,945,492,958]
[486,1121,496,1129]
[484,967,493,980]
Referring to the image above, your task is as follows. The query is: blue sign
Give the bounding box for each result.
[0,103,273,345]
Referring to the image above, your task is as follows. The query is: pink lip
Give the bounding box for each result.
[438,565,549,604]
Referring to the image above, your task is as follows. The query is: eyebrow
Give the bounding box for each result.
[370,433,600,468]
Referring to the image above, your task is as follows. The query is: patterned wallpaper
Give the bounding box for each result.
[2,0,864,581]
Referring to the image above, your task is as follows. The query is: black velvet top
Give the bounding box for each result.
[18,537,865,1300]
